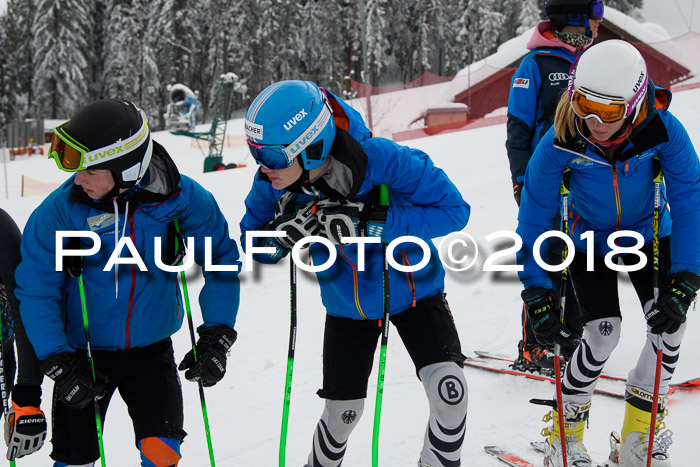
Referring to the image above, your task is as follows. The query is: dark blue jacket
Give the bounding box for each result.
[506,21,590,188]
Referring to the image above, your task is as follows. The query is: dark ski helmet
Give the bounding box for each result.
[545,0,604,31]
[50,99,153,189]
[245,80,335,171]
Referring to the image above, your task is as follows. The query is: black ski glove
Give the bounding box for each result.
[645,271,700,334]
[4,384,47,460]
[513,182,522,207]
[266,192,319,250]
[179,325,237,387]
[522,287,578,358]
[40,353,106,410]
[316,199,387,243]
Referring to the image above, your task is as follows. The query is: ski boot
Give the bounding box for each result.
[541,401,593,467]
[513,340,555,374]
[619,387,672,467]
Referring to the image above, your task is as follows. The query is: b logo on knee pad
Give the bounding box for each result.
[438,375,465,405]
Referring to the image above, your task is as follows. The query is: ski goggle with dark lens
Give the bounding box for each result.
[49,110,149,172]
[247,140,327,170]
[246,141,294,170]
[570,88,628,124]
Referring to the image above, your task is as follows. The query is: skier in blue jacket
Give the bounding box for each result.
[240,80,470,467]
[517,40,700,467]
[506,0,604,372]
[15,99,241,467]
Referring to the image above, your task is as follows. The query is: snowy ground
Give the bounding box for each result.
[1,87,700,466]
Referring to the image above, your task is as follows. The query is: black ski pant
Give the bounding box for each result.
[49,338,186,465]
[318,292,465,400]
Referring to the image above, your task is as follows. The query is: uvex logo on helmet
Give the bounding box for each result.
[286,118,325,157]
[284,109,308,131]
[633,70,645,93]
[83,145,125,165]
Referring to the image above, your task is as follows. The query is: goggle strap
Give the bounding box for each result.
[82,110,149,169]
[54,126,89,153]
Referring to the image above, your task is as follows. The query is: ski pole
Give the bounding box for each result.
[78,273,107,467]
[647,158,664,467]
[0,287,16,466]
[279,257,297,467]
[174,220,216,467]
[372,184,390,467]
[554,171,571,467]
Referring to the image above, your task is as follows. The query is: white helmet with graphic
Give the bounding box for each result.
[568,40,648,123]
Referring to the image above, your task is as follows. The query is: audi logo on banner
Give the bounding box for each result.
[549,72,569,82]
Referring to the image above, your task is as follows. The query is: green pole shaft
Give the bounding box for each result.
[78,275,106,467]
[174,220,216,466]
[372,185,390,467]
[279,259,297,467]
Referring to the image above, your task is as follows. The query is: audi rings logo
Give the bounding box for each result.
[549,72,569,82]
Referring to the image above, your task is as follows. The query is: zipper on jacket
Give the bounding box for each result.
[400,250,417,308]
[338,244,368,319]
[612,166,622,246]
[126,214,138,348]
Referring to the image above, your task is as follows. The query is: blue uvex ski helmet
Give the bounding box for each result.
[245,80,335,171]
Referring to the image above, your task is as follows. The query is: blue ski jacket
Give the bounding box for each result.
[506,21,591,188]
[516,83,700,290]
[240,91,470,320]
[15,145,241,360]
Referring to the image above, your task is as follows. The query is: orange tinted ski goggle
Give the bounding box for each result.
[570,88,628,124]
[49,124,89,171]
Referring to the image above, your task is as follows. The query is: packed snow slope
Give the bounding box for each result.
[2,87,700,466]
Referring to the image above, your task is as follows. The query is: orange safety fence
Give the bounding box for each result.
[8,146,45,157]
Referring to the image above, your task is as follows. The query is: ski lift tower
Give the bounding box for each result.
[170,73,245,172]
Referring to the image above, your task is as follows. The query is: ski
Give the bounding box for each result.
[671,377,700,389]
[484,445,533,467]
[464,356,625,399]
[474,350,626,382]
[473,351,700,392]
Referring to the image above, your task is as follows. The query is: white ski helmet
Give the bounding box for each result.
[568,40,648,124]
